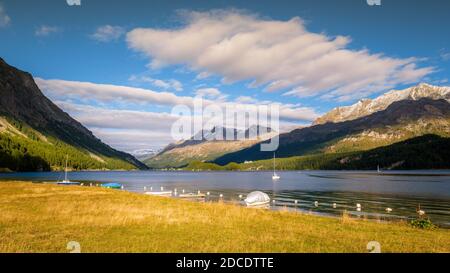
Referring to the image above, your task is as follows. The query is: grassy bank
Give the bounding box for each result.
[0,182,449,253]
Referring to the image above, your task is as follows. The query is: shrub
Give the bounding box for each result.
[410,218,435,229]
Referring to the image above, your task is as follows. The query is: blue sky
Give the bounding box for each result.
[0,0,449,152]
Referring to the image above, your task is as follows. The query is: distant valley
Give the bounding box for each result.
[145,126,276,169]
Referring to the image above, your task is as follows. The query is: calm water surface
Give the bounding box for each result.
[1,170,449,227]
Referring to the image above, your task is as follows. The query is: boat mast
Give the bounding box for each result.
[273,152,276,174]
[64,154,68,181]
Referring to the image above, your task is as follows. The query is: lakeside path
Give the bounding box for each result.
[0,182,449,253]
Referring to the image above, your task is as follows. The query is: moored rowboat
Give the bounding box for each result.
[145,191,172,197]
[178,193,206,199]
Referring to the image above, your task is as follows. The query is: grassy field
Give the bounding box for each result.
[0,182,449,253]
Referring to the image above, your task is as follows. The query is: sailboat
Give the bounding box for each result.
[272,152,280,180]
[377,165,381,173]
[57,155,80,185]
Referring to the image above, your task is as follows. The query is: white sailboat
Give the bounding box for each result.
[272,152,280,180]
[377,165,381,173]
[57,155,80,185]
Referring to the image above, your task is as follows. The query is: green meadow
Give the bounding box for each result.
[0,182,449,253]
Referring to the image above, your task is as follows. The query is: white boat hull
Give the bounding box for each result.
[145,191,172,197]
[178,193,206,198]
[57,180,80,185]
[245,200,270,207]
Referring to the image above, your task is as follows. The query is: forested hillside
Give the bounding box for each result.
[185,135,450,171]
[0,58,146,171]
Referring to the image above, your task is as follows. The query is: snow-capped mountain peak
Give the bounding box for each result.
[314,83,450,125]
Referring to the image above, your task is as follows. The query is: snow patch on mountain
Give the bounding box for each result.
[314,83,450,125]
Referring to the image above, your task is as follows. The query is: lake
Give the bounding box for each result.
[1,170,449,227]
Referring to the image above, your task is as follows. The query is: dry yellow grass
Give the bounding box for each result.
[0,182,449,253]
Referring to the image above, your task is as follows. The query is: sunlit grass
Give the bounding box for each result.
[0,182,449,253]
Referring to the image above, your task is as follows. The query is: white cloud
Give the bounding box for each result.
[0,3,10,27]
[195,87,227,100]
[235,96,258,103]
[126,10,433,101]
[129,75,183,91]
[441,49,450,61]
[92,128,171,152]
[55,101,306,151]
[91,25,125,42]
[36,78,320,122]
[35,25,61,37]
[35,78,193,106]
[56,101,178,132]
[54,101,176,151]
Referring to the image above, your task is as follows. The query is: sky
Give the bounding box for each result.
[0,0,449,153]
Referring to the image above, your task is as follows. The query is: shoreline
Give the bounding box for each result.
[2,169,450,173]
[1,175,450,228]
[0,181,449,253]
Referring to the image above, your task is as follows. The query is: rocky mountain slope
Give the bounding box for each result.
[214,98,450,165]
[0,58,147,171]
[145,125,276,168]
[188,134,450,171]
[314,83,450,125]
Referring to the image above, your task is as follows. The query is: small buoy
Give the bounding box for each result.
[239,194,243,199]
[417,205,425,216]
[150,186,153,191]
[121,185,124,190]
[294,200,298,204]
[197,190,201,195]
[332,203,337,209]
[314,201,319,207]
[144,186,147,191]
[356,203,361,208]
[160,186,164,191]
[272,200,276,204]
[182,189,185,193]
[385,208,392,213]
[219,194,223,198]
[356,207,361,212]
[206,192,210,196]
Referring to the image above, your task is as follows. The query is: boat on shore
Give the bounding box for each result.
[244,191,271,207]
[178,193,206,199]
[101,183,123,189]
[145,191,173,197]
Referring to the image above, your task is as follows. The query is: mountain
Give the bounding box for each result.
[145,125,276,169]
[131,148,161,161]
[214,98,450,165]
[314,83,450,125]
[0,57,147,171]
[323,134,450,170]
[187,134,450,171]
